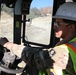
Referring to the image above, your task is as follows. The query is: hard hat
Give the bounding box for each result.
[53,2,76,21]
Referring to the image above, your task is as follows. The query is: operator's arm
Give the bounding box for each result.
[4,42,25,58]
[0,37,69,70]
[4,42,69,70]
[0,37,25,58]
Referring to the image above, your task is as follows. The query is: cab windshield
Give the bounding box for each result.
[24,0,53,46]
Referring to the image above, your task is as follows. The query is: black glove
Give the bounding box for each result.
[0,37,9,46]
[21,46,40,67]
[21,46,54,70]
[34,50,54,70]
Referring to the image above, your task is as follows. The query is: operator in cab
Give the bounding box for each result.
[0,2,76,75]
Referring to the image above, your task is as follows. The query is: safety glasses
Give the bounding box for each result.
[54,21,70,28]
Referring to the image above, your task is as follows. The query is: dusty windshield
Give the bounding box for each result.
[25,0,53,45]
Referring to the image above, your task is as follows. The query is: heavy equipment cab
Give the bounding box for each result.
[0,0,75,75]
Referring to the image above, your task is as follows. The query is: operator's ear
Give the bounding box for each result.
[68,24,75,30]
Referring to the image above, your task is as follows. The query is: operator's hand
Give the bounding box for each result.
[22,46,55,70]
[0,37,9,46]
[21,46,40,68]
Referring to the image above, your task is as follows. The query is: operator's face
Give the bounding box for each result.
[53,18,69,39]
